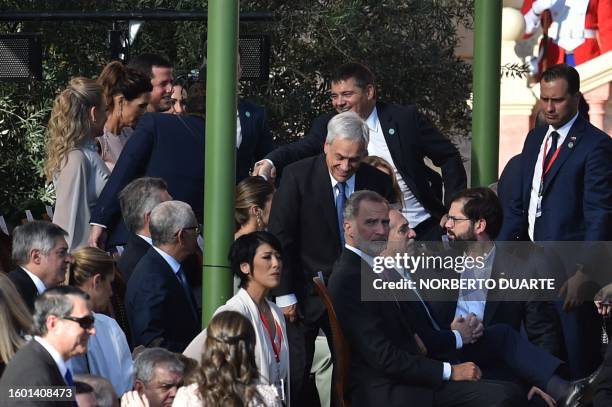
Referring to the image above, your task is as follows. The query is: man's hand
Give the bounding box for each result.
[451,313,483,344]
[252,160,276,180]
[450,362,481,381]
[88,225,107,249]
[527,386,556,407]
[595,284,612,317]
[281,303,298,323]
[121,391,149,407]
[559,266,589,311]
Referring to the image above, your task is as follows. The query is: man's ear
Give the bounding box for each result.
[474,219,487,235]
[30,248,43,265]
[133,380,144,393]
[365,84,375,100]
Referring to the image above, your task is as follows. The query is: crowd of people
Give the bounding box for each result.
[0,49,610,407]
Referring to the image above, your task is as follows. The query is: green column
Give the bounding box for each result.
[471,0,502,186]
[202,0,239,326]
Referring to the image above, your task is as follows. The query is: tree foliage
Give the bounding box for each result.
[0,0,473,222]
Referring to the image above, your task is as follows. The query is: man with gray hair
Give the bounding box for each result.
[132,348,184,407]
[125,201,200,352]
[117,177,172,281]
[8,220,71,312]
[0,286,96,405]
[268,110,395,405]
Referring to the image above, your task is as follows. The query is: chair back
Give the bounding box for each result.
[313,275,350,407]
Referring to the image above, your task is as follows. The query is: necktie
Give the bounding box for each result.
[402,269,440,330]
[64,368,73,386]
[543,131,560,174]
[335,182,347,245]
[177,267,198,319]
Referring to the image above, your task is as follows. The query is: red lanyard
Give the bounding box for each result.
[259,309,282,363]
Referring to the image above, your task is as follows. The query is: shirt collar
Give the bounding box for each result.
[35,336,68,377]
[153,246,181,274]
[329,172,356,193]
[137,234,153,246]
[21,266,47,295]
[365,106,379,133]
[547,112,579,139]
[345,243,374,267]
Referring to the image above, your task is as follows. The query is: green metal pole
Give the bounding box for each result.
[471,0,502,186]
[202,0,239,326]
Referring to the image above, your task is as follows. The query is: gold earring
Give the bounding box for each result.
[256,213,263,230]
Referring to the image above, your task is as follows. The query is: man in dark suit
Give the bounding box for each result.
[116,177,172,281]
[125,200,200,352]
[236,99,273,183]
[255,62,466,240]
[88,111,205,250]
[268,111,394,405]
[0,286,96,406]
[328,190,523,407]
[433,187,564,359]
[498,64,612,378]
[8,221,71,313]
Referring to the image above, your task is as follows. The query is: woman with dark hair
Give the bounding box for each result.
[175,311,282,406]
[184,232,289,403]
[234,177,275,240]
[0,274,32,377]
[66,247,133,396]
[363,155,403,207]
[97,61,152,171]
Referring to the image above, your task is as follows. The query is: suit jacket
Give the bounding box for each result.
[237,100,273,183]
[0,340,72,406]
[499,116,612,243]
[328,248,443,407]
[116,233,151,282]
[429,246,564,357]
[268,154,394,323]
[8,267,38,313]
[90,113,206,248]
[265,102,466,218]
[125,247,200,352]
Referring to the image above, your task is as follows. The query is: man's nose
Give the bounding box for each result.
[408,228,417,239]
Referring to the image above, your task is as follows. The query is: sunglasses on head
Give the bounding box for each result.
[62,315,95,330]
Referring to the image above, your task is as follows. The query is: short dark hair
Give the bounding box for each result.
[127,53,172,78]
[450,187,503,239]
[331,62,375,90]
[229,231,282,289]
[541,64,580,95]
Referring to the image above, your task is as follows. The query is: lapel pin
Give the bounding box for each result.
[388,128,395,135]
[568,142,574,148]
[245,111,251,118]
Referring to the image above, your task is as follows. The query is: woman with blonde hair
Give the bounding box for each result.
[45,77,109,250]
[363,155,403,208]
[66,247,133,397]
[234,176,275,240]
[97,61,152,171]
[175,311,282,406]
[0,273,32,376]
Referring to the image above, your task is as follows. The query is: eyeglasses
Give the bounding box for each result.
[446,215,471,227]
[62,315,95,330]
[175,225,200,235]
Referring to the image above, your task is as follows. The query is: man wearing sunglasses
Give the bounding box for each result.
[0,286,96,405]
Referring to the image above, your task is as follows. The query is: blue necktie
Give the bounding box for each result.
[336,182,347,245]
[64,368,73,386]
[177,267,198,319]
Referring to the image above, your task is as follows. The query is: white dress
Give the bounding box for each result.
[52,140,109,250]
[172,383,282,407]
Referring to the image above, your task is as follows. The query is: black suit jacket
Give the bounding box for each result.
[265,102,466,218]
[429,246,563,357]
[116,233,151,282]
[0,340,71,406]
[91,113,206,248]
[125,247,200,352]
[8,267,38,313]
[328,248,443,407]
[237,100,273,183]
[268,154,394,323]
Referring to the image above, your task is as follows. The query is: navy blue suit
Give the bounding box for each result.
[237,100,273,183]
[125,247,200,352]
[498,115,612,378]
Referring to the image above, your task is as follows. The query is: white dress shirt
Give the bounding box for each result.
[527,113,579,240]
[454,245,496,322]
[345,244,452,380]
[365,108,430,227]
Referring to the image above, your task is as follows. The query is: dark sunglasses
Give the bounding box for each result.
[62,315,95,330]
